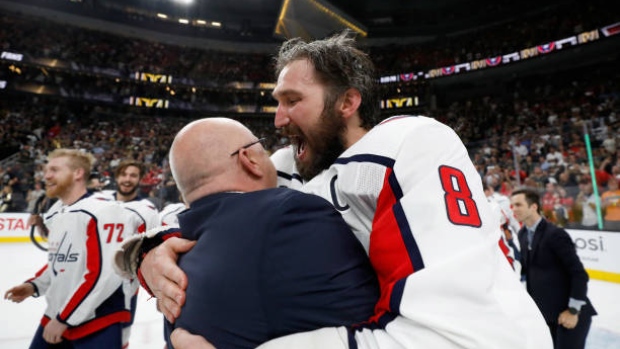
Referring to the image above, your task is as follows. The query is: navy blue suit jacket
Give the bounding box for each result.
[518,219,596,323]
[167,188,379,349]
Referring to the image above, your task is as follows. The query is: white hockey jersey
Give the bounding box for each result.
[267,116,551,349]
[490,192,521,237]
[96,191,161,346]
[27,194,140,340]
[95,191,161,234]
[487,192,522,275]
[159,202,187,227]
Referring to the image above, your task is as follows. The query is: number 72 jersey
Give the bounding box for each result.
[296,116,551,348]
[30,195,140,340]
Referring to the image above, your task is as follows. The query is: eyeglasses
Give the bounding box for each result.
[230,137,267,157]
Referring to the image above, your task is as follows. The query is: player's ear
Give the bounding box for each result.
[74,167,86,181]
[337,88,362,119]
[238,148,266,178]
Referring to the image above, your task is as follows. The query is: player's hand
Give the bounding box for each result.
[4,283,35,303]
[558,310,579,329]
[27,214,43,227]
[142,237,195,323]
[171,328,217,349]
[43,318,68,344]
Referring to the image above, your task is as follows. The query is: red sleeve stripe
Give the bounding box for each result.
[368,168,423,323]
[26,264,49,282]
[498,238,515,269]
[59,216,102,321]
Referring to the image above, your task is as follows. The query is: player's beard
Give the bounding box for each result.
[45,173,73,199]
[293,106,347,181]
[117,183,138,197]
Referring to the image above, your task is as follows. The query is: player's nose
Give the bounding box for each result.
[274,104,290,128]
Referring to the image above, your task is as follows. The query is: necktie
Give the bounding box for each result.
[527,229,534,250]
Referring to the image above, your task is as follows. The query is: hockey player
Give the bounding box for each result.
[104,160,161,348]
[484,183,522,274]
[102,159,160,235]
[4,149,138,348]
[134,32,553,349]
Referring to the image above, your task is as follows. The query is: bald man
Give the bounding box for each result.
[122,118,379,349]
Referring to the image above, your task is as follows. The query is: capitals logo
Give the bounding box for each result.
[486,56,502,66]
[442,66,455,75]
[537,42,556,54]
[400,73,416,82]
[49,232,80,275]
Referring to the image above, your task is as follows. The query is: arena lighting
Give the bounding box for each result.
[196,19,207,25]
[157,13,168,19]
[179,18,189,24]
[171,0,194,5]
[275,0,367,40]
[212,22,222,27]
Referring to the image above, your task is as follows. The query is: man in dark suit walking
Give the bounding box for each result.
[510,188,596,349]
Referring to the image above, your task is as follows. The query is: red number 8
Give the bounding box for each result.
[439,165,481,227]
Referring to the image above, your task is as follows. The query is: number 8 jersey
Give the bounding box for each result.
[272,115,552,349]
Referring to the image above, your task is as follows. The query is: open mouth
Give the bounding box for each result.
[289,135,307,161]
[45,183,56,193]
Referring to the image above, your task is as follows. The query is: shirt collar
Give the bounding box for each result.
[526,217,543,232]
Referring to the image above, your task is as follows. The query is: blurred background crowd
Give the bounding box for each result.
[1,0,619,230]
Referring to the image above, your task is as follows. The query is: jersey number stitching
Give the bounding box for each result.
[439,165,482,227]
[104,223,125,243]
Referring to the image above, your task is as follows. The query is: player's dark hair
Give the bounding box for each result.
[511,188,541,213]
[114,160,145,179]
[274,30,380,130]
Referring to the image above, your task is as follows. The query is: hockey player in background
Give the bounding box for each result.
[484,183,522,275]
[102,160,161,348]
[4,149,138,348]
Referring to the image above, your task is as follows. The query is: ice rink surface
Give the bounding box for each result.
[1,242,618,349]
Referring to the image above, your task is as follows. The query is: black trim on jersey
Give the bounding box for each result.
[393,201,425,272]
[45,211,61,221]
[61,209,103,322]
[334,154,395,168]
[26,281,40,297]
[334,152,427,334]
[335,154,425,273]
[161,205,187,222]
[347,327,358,349]
[389,278,407,314]
[330,175,350,211]
[276,170,303,183]
[123,207,147,227]
[355,312,399,332]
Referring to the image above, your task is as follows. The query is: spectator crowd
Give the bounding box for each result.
[1,1,619,231]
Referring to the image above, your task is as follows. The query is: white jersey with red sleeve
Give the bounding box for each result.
[267,115,551,349]
[93,191,161,233]
[27,194,138,340]
[120,198,161,233]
